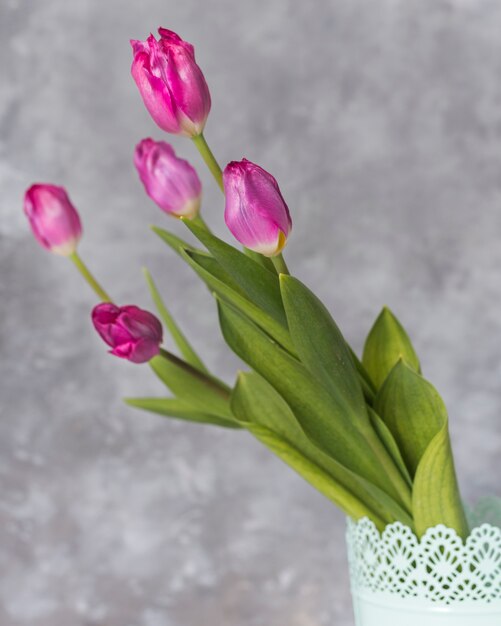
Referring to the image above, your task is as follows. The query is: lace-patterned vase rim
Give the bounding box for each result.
[346,497,501,607]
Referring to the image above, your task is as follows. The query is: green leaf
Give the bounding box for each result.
[184,250,247,296]
[232,372,414,529]
[348,346,376,403]
[180,248,296,355]
[124,397,241,428]
[151,226,198,257]
[277,276,411,511]
[279,275,367,420]
[374,360,468,537]
[217,297,408,502]
[412,424,469,538]
[368,407,412,488]
[182,218,287,326]
[143,268,208,374]
[362,307,421,389]
[149,352,233,419]
[375,361,444,477]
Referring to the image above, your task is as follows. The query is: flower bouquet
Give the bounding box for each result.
[24,27,500,625]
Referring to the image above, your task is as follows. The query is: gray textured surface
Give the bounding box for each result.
[1,0,501,624]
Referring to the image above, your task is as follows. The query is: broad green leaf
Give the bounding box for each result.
[278,278,411,511]
[124,397,241,428]
[374,361,444,477]
[279,275,367,419]
[143,268,208,374]
[182,219,286,326]
[362,307,421,389]
[232,372,414,528]
[374,360,468,537]
[412,424,469,538]
[180,248,296,355]
[149,352,232,419]
[217,297,409,503]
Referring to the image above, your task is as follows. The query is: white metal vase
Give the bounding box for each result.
[346,497,501,626]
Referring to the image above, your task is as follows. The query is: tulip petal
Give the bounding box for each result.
[163,44,211,134]
[134,138,202,218]
[92,303,163,364]
[23,184,82,256]
[131,52,180,134]
[223,159,291,257]
[130,28,211,136]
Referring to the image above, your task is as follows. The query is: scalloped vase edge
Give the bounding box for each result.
[346,497,501,626]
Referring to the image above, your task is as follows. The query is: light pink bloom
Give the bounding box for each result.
[130,28,211,137]
[223,159,292,257]
[92,303,163,364]
[23,184,82,256]
[134,138,202,219]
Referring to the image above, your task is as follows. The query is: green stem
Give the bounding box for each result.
[158,348,230,400]
[192,133,224,192]
[69,252,112,302]
[271,253,290,276]
[191,214,211,232]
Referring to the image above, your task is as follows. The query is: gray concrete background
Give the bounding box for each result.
[1,0,501,624]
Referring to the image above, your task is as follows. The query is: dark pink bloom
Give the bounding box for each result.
[134,138,202,219]
[92,303,163,364]
[23,184,82,256]
[223,159,292,257]
[130,28,211,137]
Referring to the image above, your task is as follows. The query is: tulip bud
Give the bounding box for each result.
[130,28,211,137]
[134,138,202,219]
[223,159,292,257]
[92,303,163,364]
[23,184,82,256]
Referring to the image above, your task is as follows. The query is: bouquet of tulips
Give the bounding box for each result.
[24,27,469,539]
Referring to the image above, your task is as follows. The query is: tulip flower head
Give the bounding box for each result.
[92,303,163,364]
[134,138,202,219]
[223,159,292,257]
[23,184,82,256]
[130,28,211,137]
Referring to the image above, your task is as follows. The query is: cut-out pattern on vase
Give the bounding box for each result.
[347,498,501,605]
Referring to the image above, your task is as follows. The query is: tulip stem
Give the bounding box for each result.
[271,253,290,276]
[69,252,112,302]
[192,133,224,192]
[191,214,211,232]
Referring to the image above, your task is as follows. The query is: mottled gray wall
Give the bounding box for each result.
[1,0,501,624]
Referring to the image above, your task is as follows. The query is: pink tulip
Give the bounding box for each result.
[223,159,292,257]
[92,303,163,364]
[134,138,202,219]
[23,184,82,256]
[130,28,211,137]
